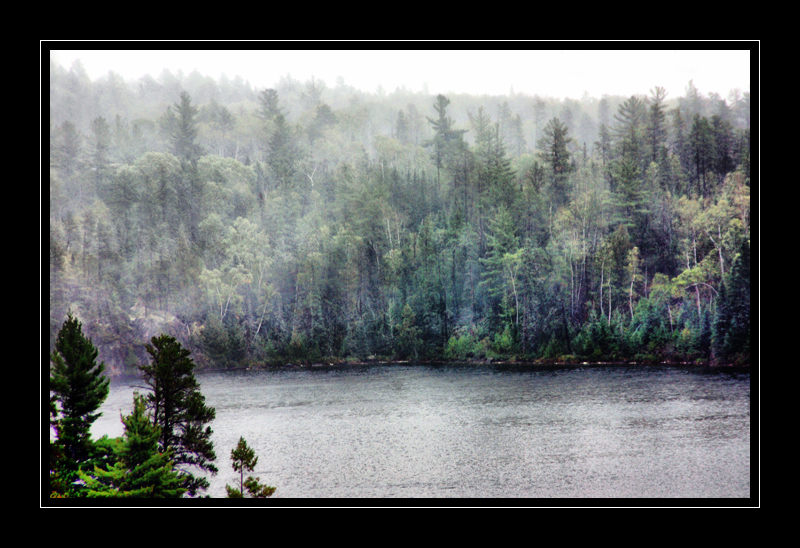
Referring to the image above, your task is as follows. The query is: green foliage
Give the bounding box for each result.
[139,334,217,496]
[226,437,276,498]
[78,394,187,498]
[162,91,205,162]
[713,239,750,364]
[50,313,110,478]
[50,66,750,369]
[394,303,421,360]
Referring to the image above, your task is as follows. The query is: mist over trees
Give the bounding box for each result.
[49,58,752,369]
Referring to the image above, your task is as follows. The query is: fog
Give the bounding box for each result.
[47,43,753,376]
[49,47,751,100]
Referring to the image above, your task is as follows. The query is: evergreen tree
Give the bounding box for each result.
[139,334,217,496]
[267,114,300,191]
[163,91,204,162]
[257,88,282,123]
[689,113,713,197]
[646,87,669,164]
[425,94,467,190]
[78,394,187,498]
[50,313,110,476]
[225,437,276,498]
[395,109,409,144]
[537,117,573,207]
[394,303,421,360]
[713,239,750,364]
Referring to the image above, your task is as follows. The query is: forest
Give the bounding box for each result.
[48,58,752,373]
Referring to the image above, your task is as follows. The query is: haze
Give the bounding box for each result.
[49,48,751,100]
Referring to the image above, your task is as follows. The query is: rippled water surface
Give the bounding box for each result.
[94,364,750,499]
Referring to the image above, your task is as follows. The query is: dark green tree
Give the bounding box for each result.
[267,114,300,191]
[689,113,713,197]
[537,117,573,207]
[713,239,750,364]
[139,334,217,496]
[78,394,187,498]
[50,313,110,477]
[710,114,735,184]
[394,303,421,360]
[257,88,283,123]
[425,94,467,191]
[395,109,409,144]
[225,436,276,498]
[308,103,337,145]
[162,91,204,162]
[646,87,669,164]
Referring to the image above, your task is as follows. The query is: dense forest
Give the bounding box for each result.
[48,59,752,372]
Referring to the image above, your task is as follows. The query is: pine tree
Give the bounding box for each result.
[50,313,110,474]
[78,394,187,498]
[257,88,282,123]
[537,117,573,207]
[163,91,204,162]
[226,437,276,498]
[646,87,669,164]
[267,114,300,192]
[689,114,713,197]
[425,94,467,190]
[713,239,750,364]
[139,334,217,496]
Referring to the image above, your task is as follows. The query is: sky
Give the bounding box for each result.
[49,46,752,101]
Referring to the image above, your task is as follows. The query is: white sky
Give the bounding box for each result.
[49,46,752,101]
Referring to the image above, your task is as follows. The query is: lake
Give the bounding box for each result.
[92,364,751,500]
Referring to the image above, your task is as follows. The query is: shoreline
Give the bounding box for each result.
[202,358,751,373]
[107,359,751,380]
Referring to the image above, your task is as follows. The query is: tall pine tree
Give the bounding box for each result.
[162,91,204,162]
[139,334,217,496]
[50,313,110,477]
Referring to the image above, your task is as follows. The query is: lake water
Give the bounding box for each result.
[92,364,751,500]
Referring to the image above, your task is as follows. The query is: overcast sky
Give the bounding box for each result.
[49,47,752,101]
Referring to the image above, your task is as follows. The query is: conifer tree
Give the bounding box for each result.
[50,313,110,474]
[713,239,750,364]
[257,88,282,123]
[646,87,669,164]
[537,117,573,207]
[225,437,276,498]
[267,114,300,191]
[139,334,217,496]
[163,91,204,162]
[78,394,187,498]
[425,94,467,190]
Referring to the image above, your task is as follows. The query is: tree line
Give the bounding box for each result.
[49,61,751,369]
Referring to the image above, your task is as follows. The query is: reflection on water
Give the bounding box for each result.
[92,365,750,499]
